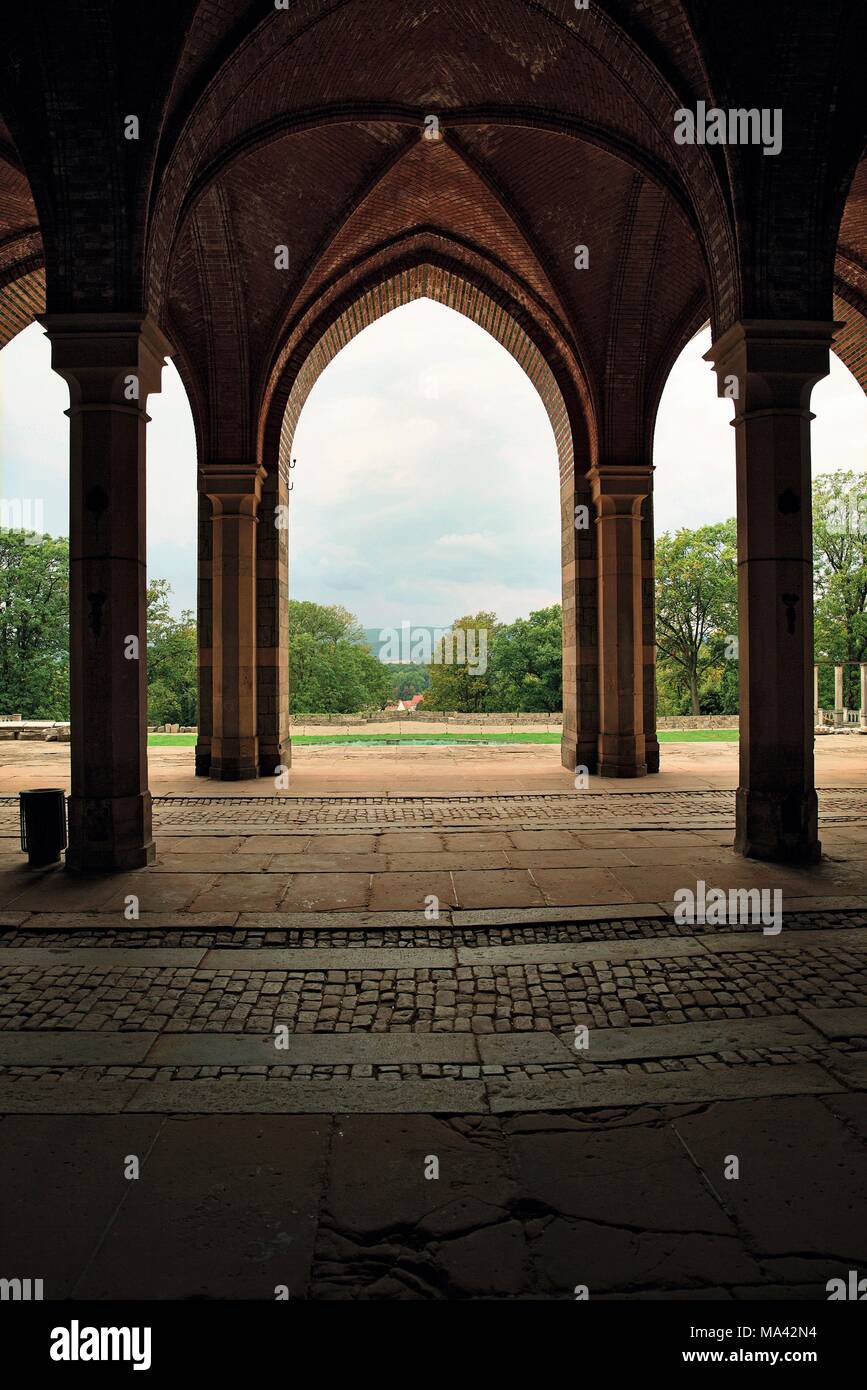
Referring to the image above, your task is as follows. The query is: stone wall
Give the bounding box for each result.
[149,712,741,731]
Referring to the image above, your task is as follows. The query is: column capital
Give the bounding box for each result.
[200,462,267,515]
[704,319,842,412]
[37,312,174,403]
[588,463,653,515]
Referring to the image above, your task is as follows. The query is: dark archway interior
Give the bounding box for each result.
[1,1,866,867]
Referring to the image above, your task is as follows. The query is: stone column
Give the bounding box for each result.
[560,468,598,773]
[589,463,651,778]
[195,493,213,775]
[834,663,845,726]
[201,462,265,780]
[40,312,171,870]
[641,490,660,773]
[706,320,837,863]
[256,462,291,776]
[861,663,867,730]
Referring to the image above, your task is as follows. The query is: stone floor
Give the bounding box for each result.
[0,745,865,1298]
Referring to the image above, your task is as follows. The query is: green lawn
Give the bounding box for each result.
[148,728,739,747]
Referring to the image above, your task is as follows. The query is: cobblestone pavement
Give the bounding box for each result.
[0,789,864,1299]
[2,908,864,949]
[2,786,867,832]
[2,935,867,1036]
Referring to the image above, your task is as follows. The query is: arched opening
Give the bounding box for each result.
[282,295,563,790]
[654,323,867,752]
[0,322,197,759]
[238,256,599,786]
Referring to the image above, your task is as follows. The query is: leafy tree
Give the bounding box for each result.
[655,521,737,714]
[288,600,390,713]
[813,470,867,708]
[383,664,431,701]
[0,531,69,718]
[424,611,499,712]
[487,604,562,711]
[146,580,197,725]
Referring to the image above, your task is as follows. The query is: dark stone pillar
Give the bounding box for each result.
[201,462,264,781]
[195,492,212,776]
[560,469,598,773]
[256,464,291,776]
[706,320,836,864]
[641,490,660,773]
[590,463,651,778]
[40,312,171,870]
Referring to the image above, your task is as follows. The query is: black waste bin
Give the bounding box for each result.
[19,788,67,866]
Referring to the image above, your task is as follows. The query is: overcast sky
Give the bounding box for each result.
[0,300,865,624]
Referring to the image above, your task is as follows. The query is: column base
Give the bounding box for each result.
[259,742,291,777]
[597,734,647,778]
[598,759,648,779]
[734,787,821,864]
[560,735,597,774]
[65,794,155,872]
[209,762,260,782]
[194,742,211,777]
[645,737,660,774]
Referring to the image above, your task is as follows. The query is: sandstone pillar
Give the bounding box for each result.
[590,463,651,777]
[706,320,837,863]
[201,463,264,780]
[40,313,171,870]
[560,469,598,773]
[641,490,660,773]
[256,463,291,776]
[195,493,213,775]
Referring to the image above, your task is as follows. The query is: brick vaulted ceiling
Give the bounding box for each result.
[1,0,866,460]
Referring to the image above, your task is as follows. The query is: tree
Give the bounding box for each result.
[288,600,390,713]
[813,471,867,709]
[0,531,69,718]
[383,663,431,701]
[486,604,562,711]
[146,580,197,725]
[655,521,737,714]
[424,611,499,711]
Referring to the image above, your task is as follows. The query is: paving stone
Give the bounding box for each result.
[0,1031,158,1064]
[77,1116,327,1299]
[571,1015,824,1063]
[800,1006,867,1038]
[125,1078,489,1114]
[673,1096,867,1261]
[147,1032,478,1065]
[486,1063,842,1114]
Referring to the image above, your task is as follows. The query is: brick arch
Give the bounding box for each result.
[259,238,596,491]
[252,246,597,779]
[277,261,579,487]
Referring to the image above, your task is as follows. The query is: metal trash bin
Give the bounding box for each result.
[19,788,67,866]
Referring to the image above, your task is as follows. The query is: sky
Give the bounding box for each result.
[0,299,865,625]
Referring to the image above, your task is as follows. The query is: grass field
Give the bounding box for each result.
[147,729,739,747]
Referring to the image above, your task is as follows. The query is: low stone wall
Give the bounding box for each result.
[656,715,740,730]
[150,712,742,732]
[291,710,558,726]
